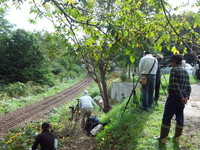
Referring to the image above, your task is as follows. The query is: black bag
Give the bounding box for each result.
[85,117,100,133]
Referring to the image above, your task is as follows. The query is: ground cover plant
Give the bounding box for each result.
[0,74,86,115]
[0,74,198,150]
[96,98,199,150]
[0,81,100,150]
[94,74,199,150]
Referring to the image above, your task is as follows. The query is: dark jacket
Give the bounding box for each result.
[32,130,56,150]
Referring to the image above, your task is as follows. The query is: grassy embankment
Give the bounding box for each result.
[95,74,200,150]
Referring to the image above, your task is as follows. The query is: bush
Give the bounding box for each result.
[4,82,28,98]
[120,73,128,82]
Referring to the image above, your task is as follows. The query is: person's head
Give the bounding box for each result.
[83,90,88,96]
[42,122,50,131]
[169,55,183,67]
[143,51,150,56]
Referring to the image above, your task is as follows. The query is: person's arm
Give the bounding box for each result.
[185,75,191,100]
[91,98,97,106]
[32,135,39,150]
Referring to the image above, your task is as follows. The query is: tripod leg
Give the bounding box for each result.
[121,77,140,117]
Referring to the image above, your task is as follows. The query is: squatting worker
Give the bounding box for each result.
[32,122,57,150]
[79,90,96,129]
[155,55,191,144]
[139,51,158,110]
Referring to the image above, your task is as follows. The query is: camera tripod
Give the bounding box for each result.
[66,99,81,135]
[121,76,141,117]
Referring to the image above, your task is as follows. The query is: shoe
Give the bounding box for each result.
[173,124,183,143]
[154,136,167,144]
[154,124,170,144]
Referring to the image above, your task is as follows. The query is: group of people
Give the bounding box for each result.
[31,90,96,150]
[139,52,191,144]
[31,52,191,149]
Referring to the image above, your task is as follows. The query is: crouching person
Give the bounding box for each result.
[32,122,57,150]
[79,90,96,129]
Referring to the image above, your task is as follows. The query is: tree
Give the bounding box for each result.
[0,29,54,85]
[3,0,200,112]
[33,0,169,112]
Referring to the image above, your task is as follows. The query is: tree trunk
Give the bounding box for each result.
[99,62,111,113]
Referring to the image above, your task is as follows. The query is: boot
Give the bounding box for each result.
[173,124,183,143]
[155,124,170,144]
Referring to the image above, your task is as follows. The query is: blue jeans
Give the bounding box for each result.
[162,93,185,126]
[141,74,156,109]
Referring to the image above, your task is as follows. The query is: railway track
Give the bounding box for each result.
[0,76,92,137]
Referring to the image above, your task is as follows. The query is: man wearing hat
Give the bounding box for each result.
[155,55,191,144]
[79,90,96,129]
[32,122,57,150]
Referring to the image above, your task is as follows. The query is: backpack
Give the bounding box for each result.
[85,117,100,134]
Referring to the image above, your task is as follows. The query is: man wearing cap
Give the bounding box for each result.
[155,55,191,144]
[79,90,96,129]
[32,122,57,150]
[139,51,158,110]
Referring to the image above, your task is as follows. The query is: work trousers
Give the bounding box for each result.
[141,74,156,109]
[162,93,185,126]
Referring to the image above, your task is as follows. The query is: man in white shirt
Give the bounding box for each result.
[79,90,96,129]
[139,51,158,110]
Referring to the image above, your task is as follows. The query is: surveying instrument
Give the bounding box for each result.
[66,98,81,136]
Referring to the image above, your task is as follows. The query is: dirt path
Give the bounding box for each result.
[184,83,200,140]
[0,76,92,137]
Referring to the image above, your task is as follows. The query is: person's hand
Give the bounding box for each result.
[181,98,188,104]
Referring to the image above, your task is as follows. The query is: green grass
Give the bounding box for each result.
[95,74,199,150]
[0,81,101,150]
[0,75,86,115]
[0,73,199,150]
[95,99,200,150]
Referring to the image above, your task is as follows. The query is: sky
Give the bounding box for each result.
[4,0,199,32]
[5,1,55,32]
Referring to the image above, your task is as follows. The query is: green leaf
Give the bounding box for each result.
[130,55,135,63]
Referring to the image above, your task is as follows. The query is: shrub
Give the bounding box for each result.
[120,73,128,82]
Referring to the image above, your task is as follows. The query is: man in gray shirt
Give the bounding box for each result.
[79,90,96,129]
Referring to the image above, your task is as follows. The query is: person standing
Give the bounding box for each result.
[32,122,57,150]
[139,51,158,110]
[154,54,163,104]
[156,55,191,144]
[79,90,96,129]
